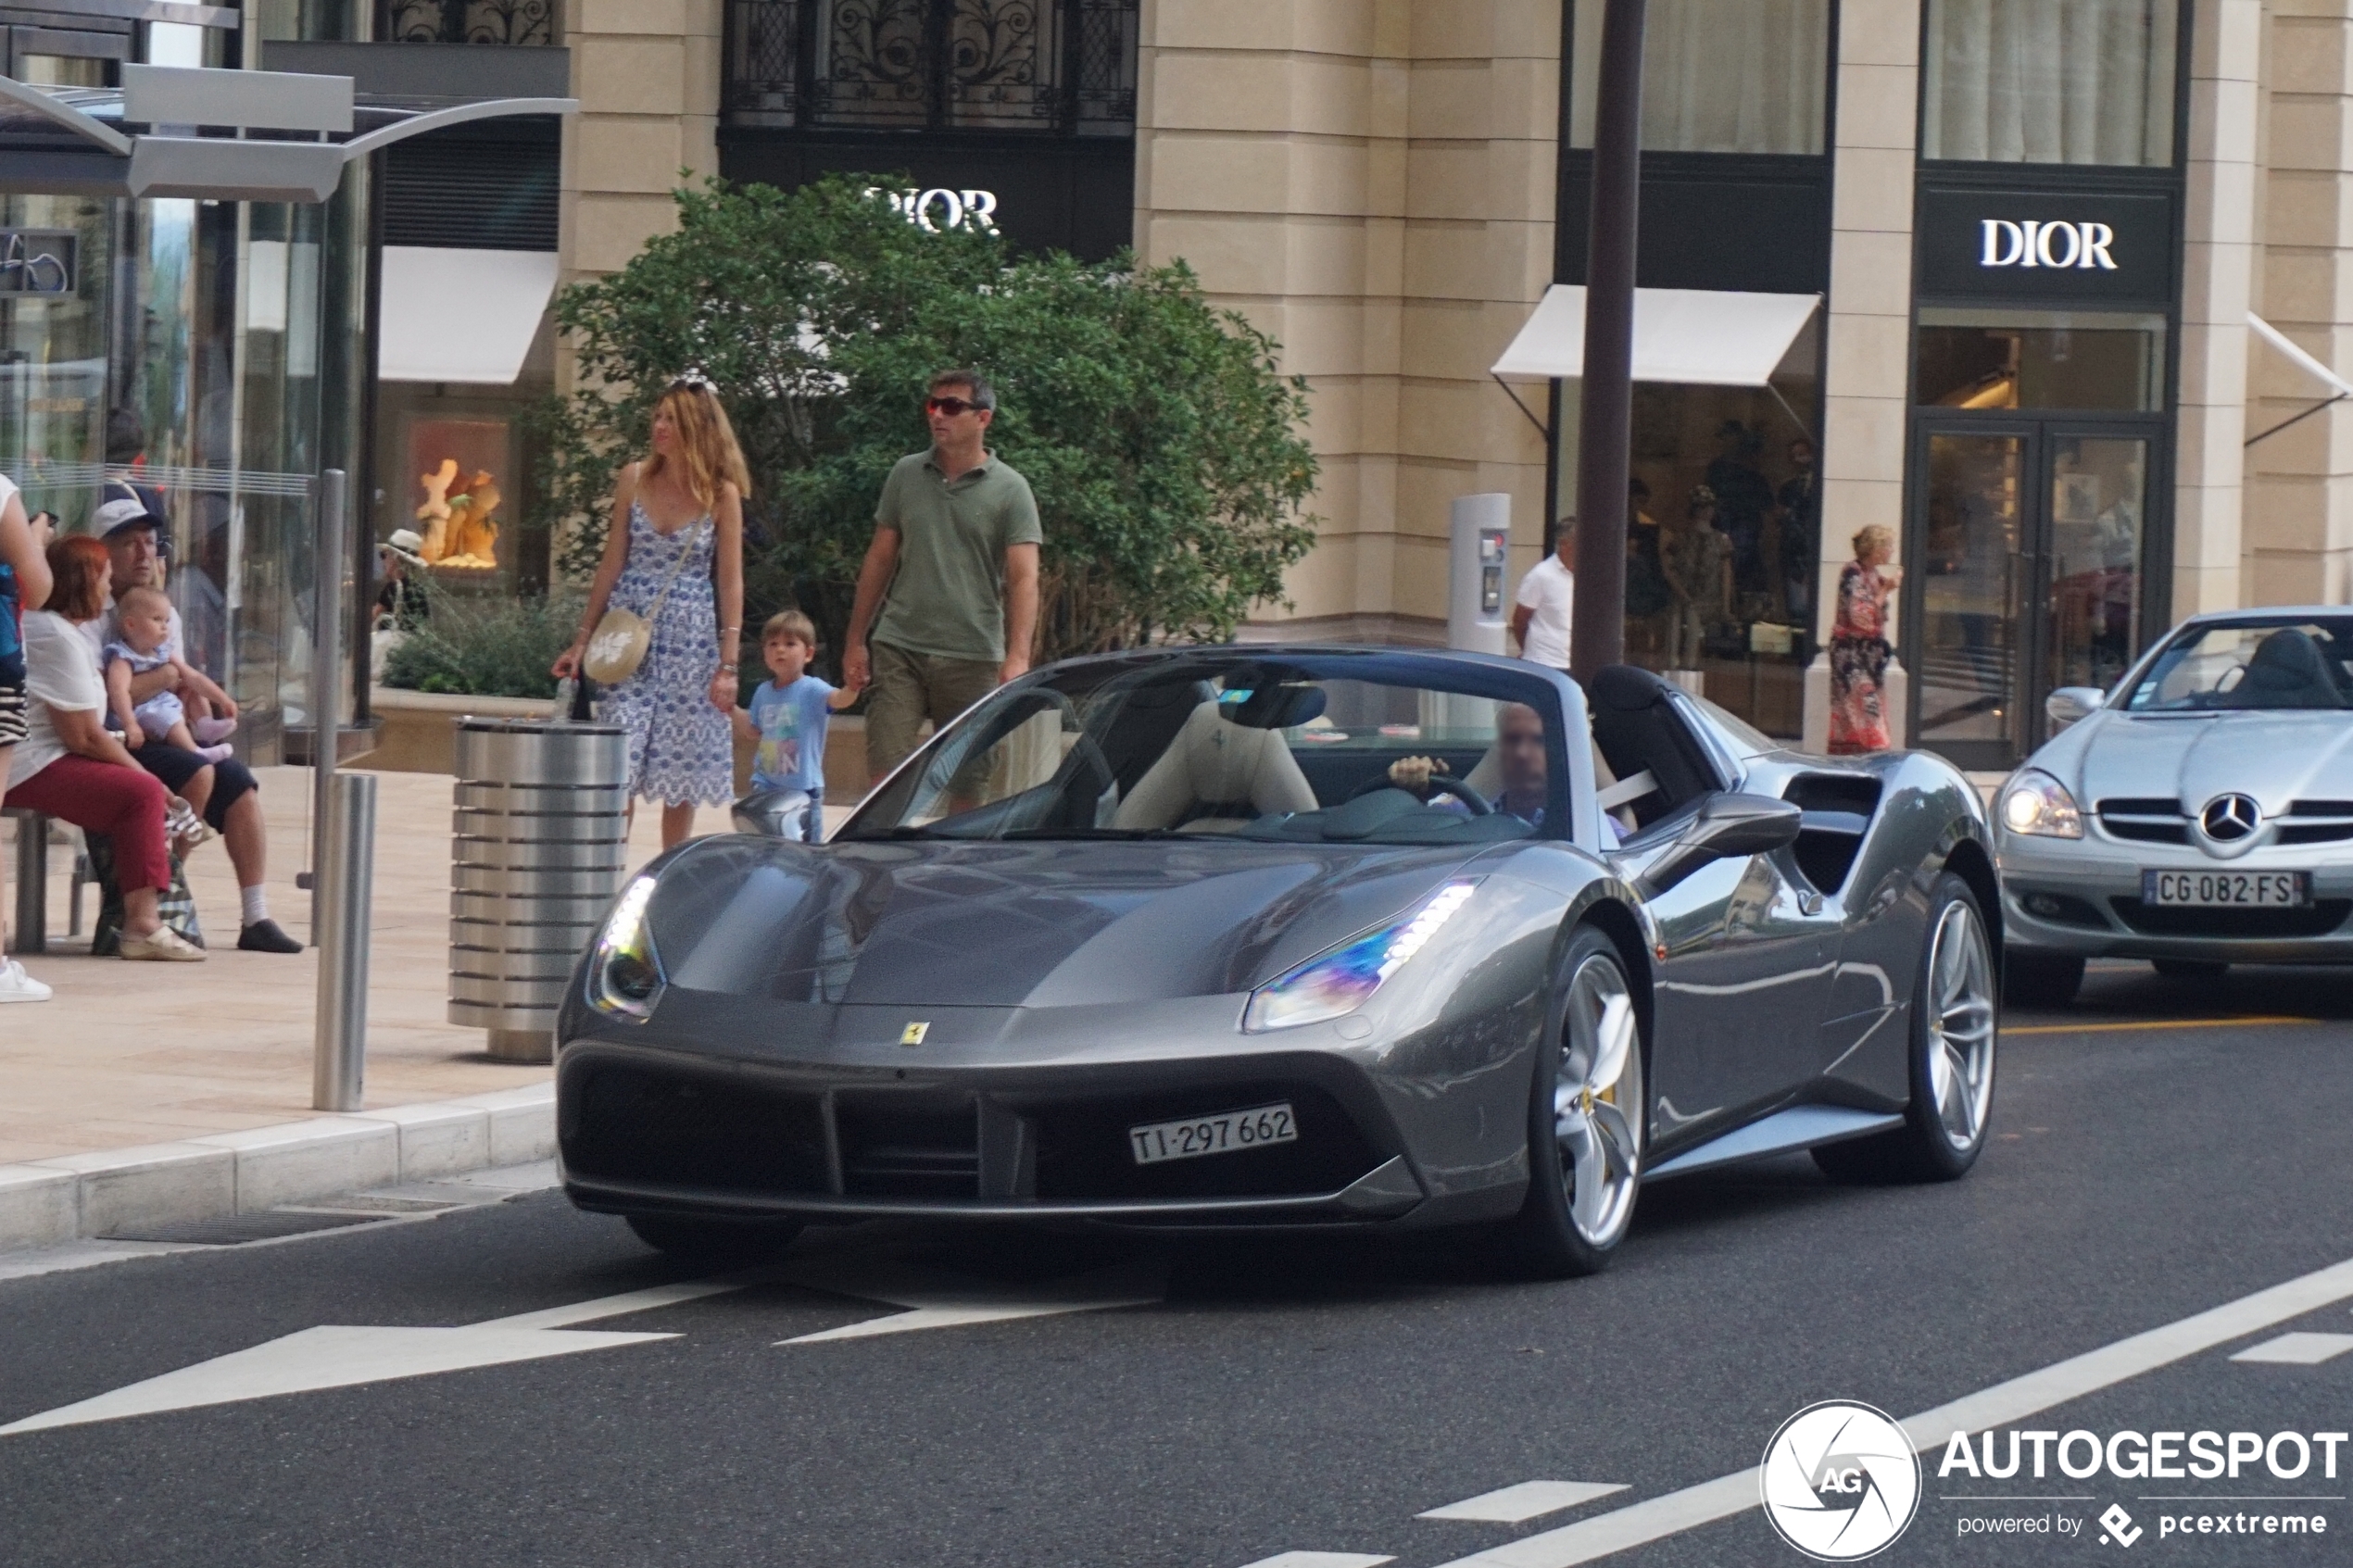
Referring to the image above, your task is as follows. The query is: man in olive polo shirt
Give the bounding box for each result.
[843,369,1042,782]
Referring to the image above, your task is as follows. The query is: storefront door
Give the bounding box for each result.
[1907,418,2158,770]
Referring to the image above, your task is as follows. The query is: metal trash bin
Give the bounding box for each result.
[449,719,629,1062]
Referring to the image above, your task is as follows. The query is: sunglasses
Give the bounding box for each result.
[925,395,989,417]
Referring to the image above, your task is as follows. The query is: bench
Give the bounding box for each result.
[3,806,94,955]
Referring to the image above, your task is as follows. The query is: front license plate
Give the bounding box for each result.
[1128,1102,1297,1165]
[2142,870,2310,908]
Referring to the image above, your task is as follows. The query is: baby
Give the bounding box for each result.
[105,584,234,760]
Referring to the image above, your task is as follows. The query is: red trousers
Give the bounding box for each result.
[6,756,170,894]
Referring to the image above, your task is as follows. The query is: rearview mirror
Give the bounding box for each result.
[1632,792,1803,900]
[2045,686,2105,729]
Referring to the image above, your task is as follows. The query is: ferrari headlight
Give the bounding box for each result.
[588,874,665,1020]
[1244,881,1478,1033]
[1999,770,2083,839]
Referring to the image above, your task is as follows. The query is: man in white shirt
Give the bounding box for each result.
[1512,524,1577,671]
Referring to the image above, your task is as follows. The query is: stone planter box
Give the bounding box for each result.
[368,686,870,797]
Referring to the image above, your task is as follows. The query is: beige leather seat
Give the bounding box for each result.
[1112,701,1320,832]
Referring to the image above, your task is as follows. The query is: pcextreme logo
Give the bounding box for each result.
[1760,1400,1922,1561]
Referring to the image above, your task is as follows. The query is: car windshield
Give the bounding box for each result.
[2120,620,2353,712]
[839,654,1573,847]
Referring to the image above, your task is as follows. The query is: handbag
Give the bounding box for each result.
[583,523,704,686]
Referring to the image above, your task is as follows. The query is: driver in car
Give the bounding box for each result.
[1387,702,1552,826]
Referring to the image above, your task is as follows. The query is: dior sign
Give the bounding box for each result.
[866,186,1002,235]
[1917,184,2173,304]
[1981,220,2119,271]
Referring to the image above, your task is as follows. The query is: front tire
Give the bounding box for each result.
[1816,874,1997,1185]
[1496,927,1646,1279]
[625,1213,804,1261]
[2004,947,2083,1008]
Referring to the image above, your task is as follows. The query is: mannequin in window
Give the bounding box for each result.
[1705,420,1775,611]
[1662,485,1732,672]
[1624,477,1673,659]
[1775,437,1818,632]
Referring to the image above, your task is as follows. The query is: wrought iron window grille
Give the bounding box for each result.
[724,0,1138,135]
[378,1,555,46]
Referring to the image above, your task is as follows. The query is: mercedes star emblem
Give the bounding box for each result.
[2199,794,2262,843]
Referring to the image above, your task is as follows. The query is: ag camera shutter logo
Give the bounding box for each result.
[1760,1400,1922,1561]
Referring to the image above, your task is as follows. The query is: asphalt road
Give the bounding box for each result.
[4,960,2350,1568]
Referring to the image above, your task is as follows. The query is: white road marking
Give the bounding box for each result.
[1427,1254,2353,1568]
[1419,1482,1629,1523]
[2231,1332,2353,1365]
[1238,1555,1394,1568]
[0,1279,753,1436]
[777,1258,1164,1344]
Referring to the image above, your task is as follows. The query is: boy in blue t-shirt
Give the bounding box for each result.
[730,609,860,842]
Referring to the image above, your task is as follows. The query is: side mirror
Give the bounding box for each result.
[2045,686,2105,729]
[1632,792,1804,900]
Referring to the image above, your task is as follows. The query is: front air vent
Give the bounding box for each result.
[2097,799,2188,845]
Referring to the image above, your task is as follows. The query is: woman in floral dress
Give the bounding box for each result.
[554,381,749,847]
[1828,523,1900,754]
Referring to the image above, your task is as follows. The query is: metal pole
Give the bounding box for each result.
[313,771,375,1113]
[308,468,347,944]
[1571,0,1644,683]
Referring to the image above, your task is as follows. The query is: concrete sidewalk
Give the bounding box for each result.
[0,765,734,1166]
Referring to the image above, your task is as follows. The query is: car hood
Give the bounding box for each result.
[638,837,1490,1008]
[2057,710,2353,815]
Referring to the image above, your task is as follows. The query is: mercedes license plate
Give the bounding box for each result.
[1129,1102,1297,1165]
[2142,870,2309,908]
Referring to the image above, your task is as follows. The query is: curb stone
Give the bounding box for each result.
[0,1082,556,1251]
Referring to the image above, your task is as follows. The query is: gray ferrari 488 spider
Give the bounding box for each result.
[556,647,1999,1276]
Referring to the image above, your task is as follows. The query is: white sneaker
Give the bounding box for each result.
[0,958,54,1002]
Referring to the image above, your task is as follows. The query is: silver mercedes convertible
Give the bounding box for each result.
[1997,608,2353,1005]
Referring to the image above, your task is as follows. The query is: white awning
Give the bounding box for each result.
[378,247,559,385]
[2248,311,2353,399]
[1491,284,1823,385]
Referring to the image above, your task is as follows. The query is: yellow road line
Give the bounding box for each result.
[2004,1015,2322,1036]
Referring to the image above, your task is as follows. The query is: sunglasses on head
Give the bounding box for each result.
[925,395,988,417]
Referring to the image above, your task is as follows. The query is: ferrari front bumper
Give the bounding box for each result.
[554,1035,1442,1231]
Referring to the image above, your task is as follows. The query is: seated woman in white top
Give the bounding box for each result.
[2,535,202,961]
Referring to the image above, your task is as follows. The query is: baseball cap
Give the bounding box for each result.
[94,495,165,539]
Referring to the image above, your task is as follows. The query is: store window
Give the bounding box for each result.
[1567,0,1831,156]
[1922,0,2180,167]
[1554,327,1824,738]
[1916,307,2166,412]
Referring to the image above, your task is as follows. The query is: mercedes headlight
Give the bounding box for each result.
[1999,770,2083,839]
[588,874,665,1020]
[1244,881,1478,1032]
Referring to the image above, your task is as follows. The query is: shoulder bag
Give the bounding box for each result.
[583,521,704,686]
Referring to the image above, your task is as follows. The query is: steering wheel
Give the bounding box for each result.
[1349,770,1492,816]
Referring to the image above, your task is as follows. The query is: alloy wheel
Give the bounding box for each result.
[1927,900,1996,1152]
[1554,954,1644,1246]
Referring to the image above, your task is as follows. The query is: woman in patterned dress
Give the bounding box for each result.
[1828,523,1901,755]
[554,381,749,847]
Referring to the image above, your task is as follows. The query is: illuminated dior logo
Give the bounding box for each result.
[1980,219,2119,271]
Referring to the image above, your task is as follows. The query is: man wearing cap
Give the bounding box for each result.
[89,495,298,954]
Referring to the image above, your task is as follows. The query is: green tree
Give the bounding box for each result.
[535,174,1318,671]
